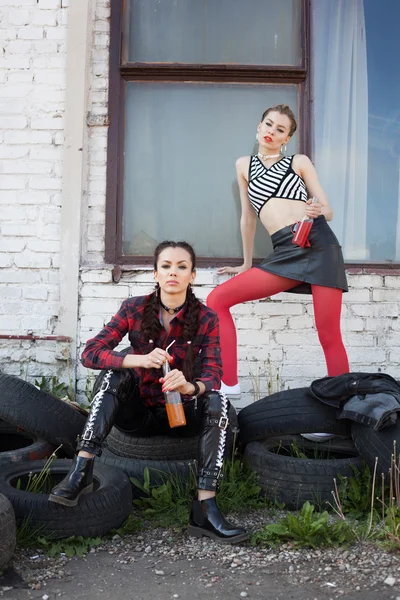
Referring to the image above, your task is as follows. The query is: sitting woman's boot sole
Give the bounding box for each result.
[48,483,93,507]
[187,524,249,544]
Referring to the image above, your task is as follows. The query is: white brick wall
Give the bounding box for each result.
[0,0,68,379]
[2,0,400,409]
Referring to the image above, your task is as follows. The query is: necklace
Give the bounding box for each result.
[257,151,282,161]
[160,299,186,316]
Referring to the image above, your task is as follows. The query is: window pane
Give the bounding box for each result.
[314,0,400,262]
[123,0,302,66]
[122,82,299,258]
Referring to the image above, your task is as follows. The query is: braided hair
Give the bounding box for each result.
[141,241,202,381]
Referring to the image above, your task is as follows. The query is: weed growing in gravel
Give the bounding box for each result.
[335,462,375,521]
[250,501,356,549]
[37,535,104,558]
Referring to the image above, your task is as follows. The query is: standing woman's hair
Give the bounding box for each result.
[261,104,297,137]
[141,241,201,381]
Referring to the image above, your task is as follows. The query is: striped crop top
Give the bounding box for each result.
[248,155,308,217]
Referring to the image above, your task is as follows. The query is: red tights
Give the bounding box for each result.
[207,268,349,386]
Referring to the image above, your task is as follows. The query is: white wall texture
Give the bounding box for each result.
[1,0,400,408]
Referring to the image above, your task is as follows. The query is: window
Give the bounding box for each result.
[106,0,310,265]
[313,0,400,263]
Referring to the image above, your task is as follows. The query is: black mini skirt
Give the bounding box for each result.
[256,215,348,294]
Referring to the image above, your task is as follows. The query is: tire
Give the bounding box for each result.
[244,434,363,510]
[0,373,86,456]
[99,447,196,498]
[0,493,16,570]
[238,388,351,445]
[0,459,132,539]
[107,426,235,461]
[0,422,56,466]
[351,421,400,475]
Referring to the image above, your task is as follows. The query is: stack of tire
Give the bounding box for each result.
[0,373,132,540]
[238,388,365,510]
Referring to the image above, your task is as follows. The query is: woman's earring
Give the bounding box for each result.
[281,144,287,154]
[255,133,259,141]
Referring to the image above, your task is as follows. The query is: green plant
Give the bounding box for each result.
[251,501,355,549]
[247,355,285,402]
[216,454,268,514]
[34,375,73,402]
[335,462,375,520]
[16,518,47,548]
[16,447,61,495]
[114,511,145,536]
[37,535,103,558]
[131,467,197,528]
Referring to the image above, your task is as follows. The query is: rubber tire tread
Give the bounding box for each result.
[244,434,363,510]
[0,493,16,570]
[99,447,196,498]
[106,426,234,460]
[351,421,400,475]
[0,422,56,466]
[238,388,350,445]
[0,459,132,539]
[0,373,86,456]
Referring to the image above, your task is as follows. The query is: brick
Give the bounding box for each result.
[29,176,62,190]
[17,26,44,40]
[6,39,32,52]
[0,315,22,332]
[18,190,52,204]
[0,116,28,130]
[0,253,13,268]
[372,289,400,302]
[253,302,304,317]
[79,298,122,316]
[345,288,371,302]
[7,71,34,83]
[0,286,22,300]
[23,287,48,300]
[7,13,32,28]
[14,250,52,268]
[275,330,320,346]
[348,347,386,364]
[0,55,31,69]
[32,11,57,26]
[3,160,53,174]
[1,269,41,284]
[80,284,130,299]
[236,317,262,330]
[45,26,66,40]
[31,116,65,129]
[5,130,53,144]
[33,40,58,54]
[0,83,29,98]
[287,315,314,329]
[27,239,59,252]
[1,223,37,236]
[80,270,112,283]
[385,276,400,289]
[0,145,29,158]
[0,191,18,204]
[38,0,61,7]
[342,333,374,347]
[0,175,26,190]
[347,274,384,288]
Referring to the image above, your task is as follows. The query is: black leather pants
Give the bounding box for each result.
[77,369,237,491]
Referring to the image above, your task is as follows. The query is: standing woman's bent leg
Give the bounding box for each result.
[311,285,349,376]
[207,268,300,388]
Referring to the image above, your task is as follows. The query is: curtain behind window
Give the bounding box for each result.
[313,0,368,260]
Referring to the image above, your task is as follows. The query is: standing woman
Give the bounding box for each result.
[49,241,247,544]
[207,104,349,397]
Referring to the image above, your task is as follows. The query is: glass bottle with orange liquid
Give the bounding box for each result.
[162,348,186,428]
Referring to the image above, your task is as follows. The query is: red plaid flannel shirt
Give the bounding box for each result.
[81,295,223,407]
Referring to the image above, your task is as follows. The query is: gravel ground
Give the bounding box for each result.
[2,509,400,599]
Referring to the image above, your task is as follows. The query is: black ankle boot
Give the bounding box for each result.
[48,455,94,507]
[188,497,248,544]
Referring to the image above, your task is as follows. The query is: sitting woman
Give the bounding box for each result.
[49,240,247,544]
